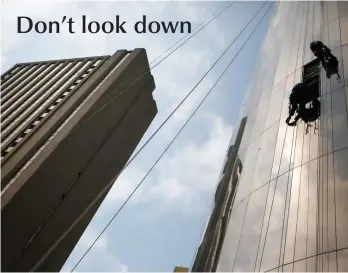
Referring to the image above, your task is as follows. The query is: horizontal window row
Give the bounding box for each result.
[1,59,102,160]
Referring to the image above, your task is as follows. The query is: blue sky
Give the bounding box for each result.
[1,1,276,271]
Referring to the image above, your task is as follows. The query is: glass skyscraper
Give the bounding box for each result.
[195,1,348,272]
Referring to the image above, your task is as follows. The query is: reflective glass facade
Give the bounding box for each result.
[217,1,348,272]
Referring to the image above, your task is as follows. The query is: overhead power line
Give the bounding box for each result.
[70,3,273,272]
[29,2,272,271]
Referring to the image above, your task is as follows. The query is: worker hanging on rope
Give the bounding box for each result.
[285,82,320,134]
[310,40,341,81]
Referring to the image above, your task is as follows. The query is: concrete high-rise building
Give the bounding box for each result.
[1,48,157,272]
[193,1,348,272]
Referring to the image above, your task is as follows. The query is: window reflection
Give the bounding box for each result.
[343,45,348,84]
[217,199,248,272]
[327,153,337,252]
[252,123,279,191]
[233,184,269,272]
[328,1,339,22]
[264,80,286,130]
[234,136,262,202]
[334,148,348,250]
[260,173,289,272]
[283,167,301,264]
[328,18,341,50]
[340,16,348,45]
[293,259,306,272]
[331,88,348,151]
[294,163,309,261]
[282,263,293,272]
[329,47,345,92]
[255,180,276,271]
[307,159,318,257]
[337,248,348,271]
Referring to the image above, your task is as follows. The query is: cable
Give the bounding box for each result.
[70,3,273,272]
[29,2,270,271]
[149,1,233,66]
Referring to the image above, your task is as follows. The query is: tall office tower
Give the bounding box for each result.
[1,48,157,272]
[194,1,348,272]
[191,117,246,272]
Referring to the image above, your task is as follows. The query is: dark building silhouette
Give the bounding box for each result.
[192,117,247,272]
[1,48,157,272]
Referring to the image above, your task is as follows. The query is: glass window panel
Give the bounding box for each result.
[327,153,337,252]
[279,170,293,266]
[251,92,271,142]
[283,166,301,264]
[260,173,289,272]
[234,136,262,202]
[282,263,293,272]
[327,93,334,154]
[314,4,322,31]
[334,148,348,249]
[331,88,348,151]
[288,42,300,76]
[254,179,276,271]
[216,199,248,272]
[329,47,345,92]
[294,162,309,261]
[342,45,348,86]
[304,14,314,64]
[252,123,279,191]
[296,27,306,70]
[318,253,330,272]
[264,80,286,130]
[292,4,303,45]
[233,184,269,272]
[309,117,319,161]
[346,87,348,115]
[271,121,287,180]
[280,73,296,120]
[278,126,296,176]
[307,159,319,257]
[329,251,338,272]
[340,15,348,45]
[328,1,339,22]
[238,109,257,160]
[339,1,348,18]
[307,256,317,272]
[318,156,328,254]
[301,122,310,164]
[328,18,341,50]
[293,259,306,272]
[337,248,348,272]
[319,93,327,157]
[322,23,329,53]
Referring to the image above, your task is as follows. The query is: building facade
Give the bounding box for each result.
[196,1,348,272]
[1,49,157,271]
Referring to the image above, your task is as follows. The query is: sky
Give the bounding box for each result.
[1,0,276,271]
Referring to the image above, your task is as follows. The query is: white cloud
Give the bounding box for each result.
[61,228,128,272]
[105,114,233,216]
